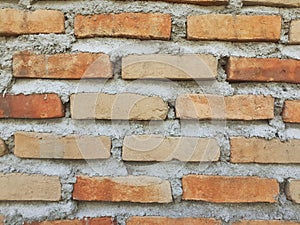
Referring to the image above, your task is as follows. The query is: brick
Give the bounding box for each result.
[182,175,279,203]
[13,51,113,79]
[122,54,217,80]
[0,94,64,119]
[75,13,171,40]
[227,57,300,83]
[14,132,111,159]
[233,220,300,225]
[122,135,220,162]
[0,8,64,36]
[290,20,300,44]
[71,93,168,120]
[243,0,300,7]
[0,216,4,225]
[25,217,115,225]
[73,176,172,203]
[283,100,300,123]
[187,14,281,42]
[0,173,61,201]
[139,0,228,5]
[286,179,300,203]
[127,217,221,225]
[231,137,300,164]
[176,95,274,120]
[0,139,7,157]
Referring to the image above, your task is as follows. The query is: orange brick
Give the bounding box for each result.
[122,135,220,162]
[227,57,300,83]
[0,8,64,36]
[187,14,281,41]
[13,51,113,79]
[243,0,300,7]
[122,54,217,80]
[176,94,274,120]
[14,132,111,160]
[73,176,172,203]
[0,173,61,201]
[25,217,115,225]
[0,94,64,119]
[127,217,221,225]
[290,20,300,44]
[71,93,168,120]
[231,137,300,164]
[182,175,279,203]
[286,179,300,203]
[75,13,171,40]
[0,216,4,225]
[283,100,300,123]
[233,220,300,225]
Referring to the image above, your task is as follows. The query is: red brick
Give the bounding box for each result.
[182,175,279,203]
[230,137,300,164]
[0,173,61,201]
[0,8,64,36]
[73,176,172,203]
[14,132,111,159]
[187,14,281,42]
[227,57,300,83]
[282,100,300,123]
[127,217,221,225]
[13,51,113,79]
[0,94,64,119]
[176,94,274,120]
[233,220,300,225]
[74,13,171,40]
[25,217,115,225]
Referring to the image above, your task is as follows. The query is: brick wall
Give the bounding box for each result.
[0,0,300,224]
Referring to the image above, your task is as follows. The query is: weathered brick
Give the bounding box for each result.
[71,93,168,120]
[182,175,279,203]
[122,54,217,80]
[139,0,228,5]
[176,95,274,120]
[187,14,281,41]
[283,100,300,123]
[0,8,64,36]
[75,13,171,40]
[231,137,300,164]
[14,132,111,159]
[290,20,300,44]
[0,139,7,157]
[0,94,64,119]
[73,176,172,203]
[243,0,300,7]
[227,57,300,83]
[0,216,4,225]
[122,135,220,162]
[13,51,113,79]
[0,173,61,201]
[233,220,300,225]
[286,179,300,203]
[127,217,221,225]
[25,217,115,225]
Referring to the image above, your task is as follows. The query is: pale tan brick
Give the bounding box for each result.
[0,139,7,157]
[283,100,300,123]
[122,135,220,162]
[0,173,61,201]
[176,95,274,120]
[290,20,300,44]
[286,180,300,203]
[231,137,300,164]
[243,0,300,7]
[14,132,111,159]
[127,217,222,225]
[71,93,168,120]
[122,54,217,80]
